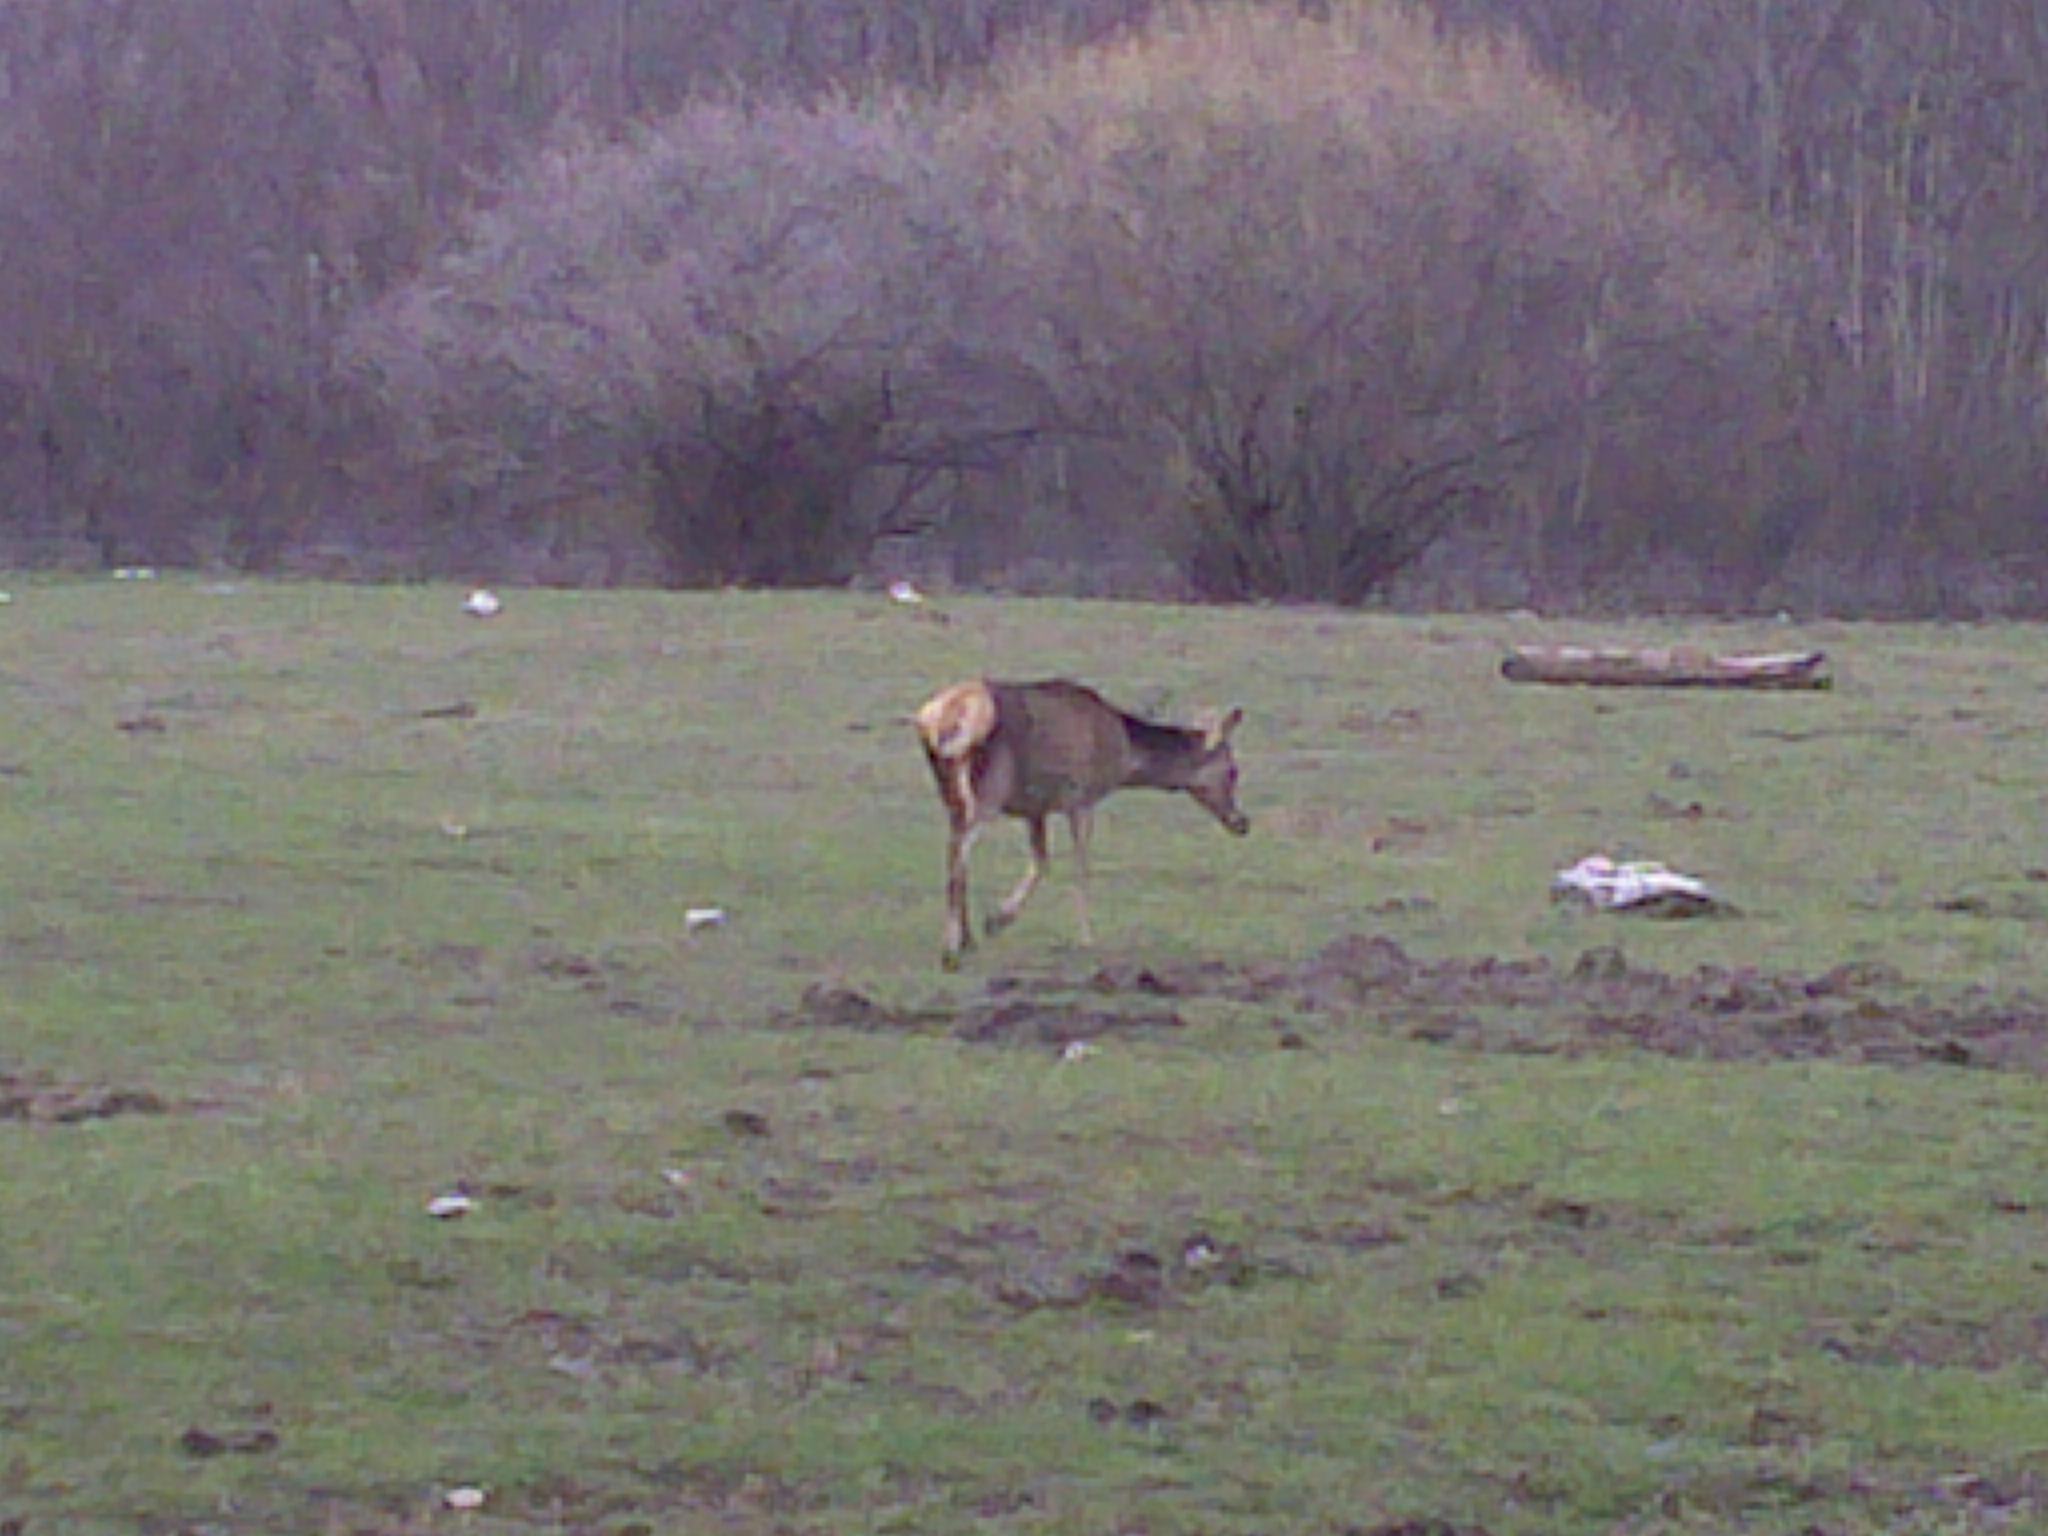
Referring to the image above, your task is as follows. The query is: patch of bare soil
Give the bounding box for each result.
[971,935,2048,1073]
[492,1307,722,1379]
[177,1423,279,1459]
[918,1223,1286,1316]
[1815,1315,2048,1374]
[781,932,2048,1071]
[781,980,1185,1048]
[0,1072,170,1125]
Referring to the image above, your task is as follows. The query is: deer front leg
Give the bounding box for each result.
[1068,807,1095,946]
[986,815,1050,938]
[942,821,982,970]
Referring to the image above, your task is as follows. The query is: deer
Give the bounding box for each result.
[912,678,1249,969]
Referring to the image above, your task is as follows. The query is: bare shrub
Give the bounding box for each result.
[344,95,1037,585]
[955,2,1782,604]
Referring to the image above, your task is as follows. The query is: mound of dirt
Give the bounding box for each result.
[0,1073,169,1124]
[781,936,2048,1072]
[986,936,2048,1073]
[783,980,1185,1048]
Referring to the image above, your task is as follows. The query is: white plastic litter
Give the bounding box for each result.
[462,588,502,617]
[685,907,728,933]
[887,579,925,606]
[443,1486,486,1511]
[425,1193,473,1219]
[1552,855,1722,916]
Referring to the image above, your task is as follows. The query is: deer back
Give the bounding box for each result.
[985,681,1133,815]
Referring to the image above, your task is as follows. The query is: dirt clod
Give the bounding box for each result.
[1,1075,169,1125]
[178,1426,278,1458]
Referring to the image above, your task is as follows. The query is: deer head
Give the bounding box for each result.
[1186,705,1249,835]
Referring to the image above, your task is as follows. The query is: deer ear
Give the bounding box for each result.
[1204,705,1244,749]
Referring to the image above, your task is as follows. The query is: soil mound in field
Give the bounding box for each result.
[983,936,2048,1072]
[784,980,1186,1048]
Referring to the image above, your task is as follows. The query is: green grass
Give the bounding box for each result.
[6,581,2048,1533]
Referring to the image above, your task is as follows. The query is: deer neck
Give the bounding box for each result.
[1120,716,1205,791]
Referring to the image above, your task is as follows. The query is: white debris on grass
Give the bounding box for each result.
[425,1193,473,1220]
[887,579,925,606]
[462,588,502,617]
[112,567,158,581]
[685,906,728,933]
[443,1485,486,1511]
[1059,1040,1098,1063]
[1552,854,1723,916]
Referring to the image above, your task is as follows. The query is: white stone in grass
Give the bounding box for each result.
[426,1193,473,1219]
[1059,1040,1098,1064]
[462,588,502,618]
[443,1485,486,1510]
[685,906,728,933]
[887,579,925,606]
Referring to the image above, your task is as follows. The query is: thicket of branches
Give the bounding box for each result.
[4,0,2048,612]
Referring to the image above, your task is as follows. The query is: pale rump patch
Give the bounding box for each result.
[914,681,998,763]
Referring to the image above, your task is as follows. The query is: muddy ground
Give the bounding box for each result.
[787,933,2048,1073]
[0,1072,171,1124]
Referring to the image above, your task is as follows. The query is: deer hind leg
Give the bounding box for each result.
[942,822,982,969]
[938,762,984,970]
[1068,807,1096,946]
[986,815,1050,938]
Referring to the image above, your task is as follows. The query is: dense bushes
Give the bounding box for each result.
[5,0,2048,610]
[345,4,1779,598]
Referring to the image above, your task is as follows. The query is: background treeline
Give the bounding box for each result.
[3,0,2046,613]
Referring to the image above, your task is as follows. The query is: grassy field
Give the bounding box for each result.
[6,581,2048,1535]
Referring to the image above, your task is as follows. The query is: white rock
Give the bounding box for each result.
[887,579,925,606]
[443,1485,486,1511]
[426,1193,473,1219]
[462,589,502,618]
[684,907,728,933]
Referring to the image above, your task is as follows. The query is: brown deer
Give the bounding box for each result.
[913,679,1248,969]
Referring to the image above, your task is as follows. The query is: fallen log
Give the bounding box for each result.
[1501,645,1831,690]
